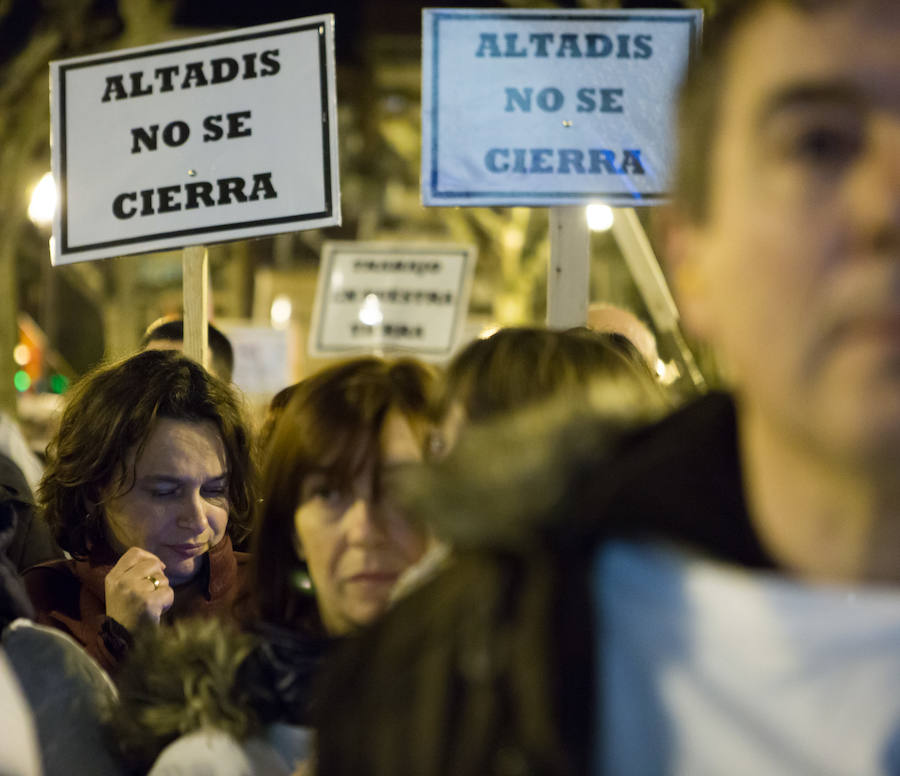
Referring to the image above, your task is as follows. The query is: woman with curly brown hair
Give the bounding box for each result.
[23,348,255,671]
[108,356,438,774]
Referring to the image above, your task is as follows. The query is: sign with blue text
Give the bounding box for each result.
[49,15,341,265]
[309,241,476,360]
[422,8,700,207]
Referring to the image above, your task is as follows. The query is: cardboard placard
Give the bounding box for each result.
[50,15,341,264]
[422,8,700,207]
[309,241,475,360]
[217,319,296,397]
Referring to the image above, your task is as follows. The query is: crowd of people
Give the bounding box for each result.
[1,0,898,774]
[1,324,657,775]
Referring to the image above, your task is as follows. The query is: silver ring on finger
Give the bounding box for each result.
[145,574,160,591]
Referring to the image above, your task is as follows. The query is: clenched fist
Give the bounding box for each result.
[105,546,175,632]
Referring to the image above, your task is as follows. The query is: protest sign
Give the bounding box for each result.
[422,9,700,207]
[309,242,475,360]
[49,15,341,265]
[217,319,297,397]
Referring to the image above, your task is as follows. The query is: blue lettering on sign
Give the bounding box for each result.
[484,148,645,175]
[575,88,624,113]
[475,32,653,59]
[505,86,624,113]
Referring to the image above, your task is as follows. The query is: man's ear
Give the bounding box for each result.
[658,204,715,342]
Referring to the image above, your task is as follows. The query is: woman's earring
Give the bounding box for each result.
[290,561,314,595]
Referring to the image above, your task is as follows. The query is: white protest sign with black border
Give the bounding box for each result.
[422,8,700,207]
[309,242,476,360]
[50,15,340,265]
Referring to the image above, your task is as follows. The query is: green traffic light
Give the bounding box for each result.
[13,370,31,392]
[49,373,69,393]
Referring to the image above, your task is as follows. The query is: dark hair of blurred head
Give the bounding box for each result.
[436,326,667,427]
[252,357,437,630]
[254,381,299,465]
[38,349,255,557]
[141,316,235,382]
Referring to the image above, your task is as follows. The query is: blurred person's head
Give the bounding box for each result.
[111,617,259,772]
[39,350,254,582]
[666,0,900,467]
[587,303,660,374]
[434,326,667,455]
[253,357,437,636]
[255,382,298,464]
[141,316,235,383]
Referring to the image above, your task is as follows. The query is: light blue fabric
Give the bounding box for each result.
[594,541,900,776]
[148,728,308,776]
[266,723,313,770]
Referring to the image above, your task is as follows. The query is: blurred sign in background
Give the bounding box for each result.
[309,241,475,360]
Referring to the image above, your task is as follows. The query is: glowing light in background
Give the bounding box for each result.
[478,326,499,340]
[358,294,383,326]
[502,226,524,253]
[28,172,57,227]
[586,203,614,232]
[270,295,292,329]
[49,374,69,394]
[13,344,31,366]
[13,371,31,392]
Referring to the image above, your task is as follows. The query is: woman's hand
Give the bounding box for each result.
[104,546,175,632]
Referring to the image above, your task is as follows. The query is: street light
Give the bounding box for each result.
[27,172,57,227]
[270,295,292,329]
[586,203,614,232]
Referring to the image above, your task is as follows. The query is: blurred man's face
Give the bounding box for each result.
[676,1,900,463]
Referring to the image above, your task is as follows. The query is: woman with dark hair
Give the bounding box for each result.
[252,355,436,637]
[311,330,672,776]
[24,349,255,671]
[107,356,438,774]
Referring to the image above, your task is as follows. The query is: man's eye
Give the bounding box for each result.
[149,488,178,498]
[790,124,861,168]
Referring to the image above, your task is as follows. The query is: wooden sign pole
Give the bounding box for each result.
[182,245,209,370]
[610,207,705,390]
[547,206,590,329]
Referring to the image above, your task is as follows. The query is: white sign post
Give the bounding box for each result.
[309,242,475,361]
[422,8,700,342]
[182,244,209,368]
[49,16,341,364]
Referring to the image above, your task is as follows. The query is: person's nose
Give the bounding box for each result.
[344,497,385,546]
[848,115,900,255]
[176,489,209,532]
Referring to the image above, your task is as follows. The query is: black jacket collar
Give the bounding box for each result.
[593,392,777,570]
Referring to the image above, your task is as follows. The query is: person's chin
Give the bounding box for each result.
[827,356,900,434]
[162,550,205,585]
[346,594,391,627]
